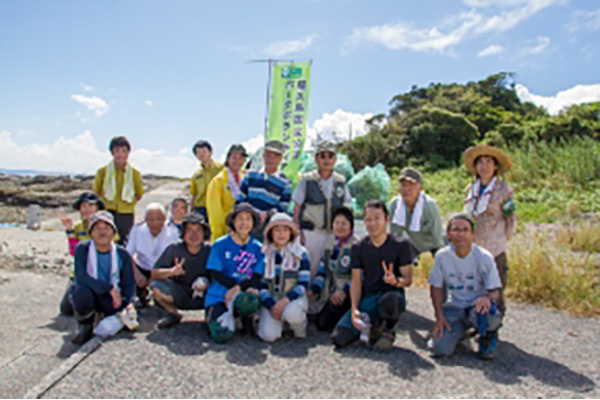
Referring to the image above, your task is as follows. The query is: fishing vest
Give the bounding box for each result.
[321,236,357,294]
[299,171,347,231]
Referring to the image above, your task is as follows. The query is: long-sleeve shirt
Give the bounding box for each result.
[259,247,311,310]
[236,170,292,214]
[204,235,264,308]
[464,180,517,257]
[206,169,245,242]
[74,242,136,305]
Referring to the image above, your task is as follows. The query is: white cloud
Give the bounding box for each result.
[516,83,600,115]
[566,8,600,33]
[80,83,94,92]
[306,109,373,148]
[347,0,563,54]
[264,34,318,57]
[145,100,154,107]
[71,94,110,118]
[518,36,551,56]
[0,130,199,177]
[477,44,505,57]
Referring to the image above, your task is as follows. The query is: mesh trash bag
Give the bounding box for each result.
[347,164,390,216]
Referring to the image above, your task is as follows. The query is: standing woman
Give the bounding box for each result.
[462,145,517,315]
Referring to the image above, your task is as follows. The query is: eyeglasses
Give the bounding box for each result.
[449,228,471,233]
[318,152,335,159]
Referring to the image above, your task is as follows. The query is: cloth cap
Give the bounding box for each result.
[264,140,285,155]
[233,292,260,316]
[398,168,423,185]
[227,203,259,232]
[73,191,105,211]
[263,213,299,245]
[181,212,210,240]
[315,140,336,154]
[88,210,117,234]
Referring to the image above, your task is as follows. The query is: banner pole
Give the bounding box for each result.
[264,59,273,136]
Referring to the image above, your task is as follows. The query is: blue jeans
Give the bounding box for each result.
[332,290,406,347]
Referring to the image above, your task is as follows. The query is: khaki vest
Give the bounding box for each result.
[300,170,346,231]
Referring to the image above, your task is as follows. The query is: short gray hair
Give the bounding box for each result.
[145,202,166,218]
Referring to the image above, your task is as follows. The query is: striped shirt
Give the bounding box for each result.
[260,249,311,309]
[236,170,292,214]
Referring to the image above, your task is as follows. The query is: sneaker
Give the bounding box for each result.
[373,330,395,352]
[478,331,498,359]
[157,313,182,330]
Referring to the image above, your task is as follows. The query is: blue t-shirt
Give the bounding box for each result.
[96,251,114,283]
[204,235,265,308]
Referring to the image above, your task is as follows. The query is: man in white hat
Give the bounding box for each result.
[70,211,136,344]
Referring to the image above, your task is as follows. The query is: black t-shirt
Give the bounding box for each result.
[351,234,415,296]
[154,242,211,295]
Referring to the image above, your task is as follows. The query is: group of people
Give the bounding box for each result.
[58,134,517,359]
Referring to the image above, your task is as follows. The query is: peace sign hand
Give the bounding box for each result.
[382,261,398,286]
[56,209,73,231]
[171,258,186,277]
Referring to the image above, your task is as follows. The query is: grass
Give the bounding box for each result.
[400,138,600,316]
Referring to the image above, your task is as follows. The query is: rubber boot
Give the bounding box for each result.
[72,312,95,345]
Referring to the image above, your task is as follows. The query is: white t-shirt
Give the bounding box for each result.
[126,223,179,271]
[429,244,502,309]
[292,173,352,205]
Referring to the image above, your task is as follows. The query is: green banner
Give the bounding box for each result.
[267,61,311,185]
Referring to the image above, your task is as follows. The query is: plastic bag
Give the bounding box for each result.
[347,164,391,216]
[95,314,124,338]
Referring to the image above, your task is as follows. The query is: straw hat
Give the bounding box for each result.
[463,145,513,175]
[263,213,299,244]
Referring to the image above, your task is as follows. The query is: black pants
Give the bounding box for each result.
[59,279,75,315]
[315,295,351,332]
[109,211,134,245]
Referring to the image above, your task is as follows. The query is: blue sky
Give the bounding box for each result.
[1,0,599,176]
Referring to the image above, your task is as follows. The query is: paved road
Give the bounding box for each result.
[38,287,598,398]
[1,179,598,398]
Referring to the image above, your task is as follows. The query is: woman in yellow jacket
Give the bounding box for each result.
[206,144,248,242]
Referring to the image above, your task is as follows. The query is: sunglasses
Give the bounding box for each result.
[318,152,335,159]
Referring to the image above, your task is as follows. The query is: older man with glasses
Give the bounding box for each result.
[292,140,352,313]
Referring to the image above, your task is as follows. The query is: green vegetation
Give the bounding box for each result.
[343,72,600,315]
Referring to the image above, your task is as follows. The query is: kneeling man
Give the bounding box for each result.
[151,213,211,329]
[331,200,414,352]
[428,213,503,359]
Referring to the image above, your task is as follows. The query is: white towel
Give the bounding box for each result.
[103,161,136,203]
[227,168,242,200]
[87,241,119,289]
[392,193,425,232]
[464,177,496,216]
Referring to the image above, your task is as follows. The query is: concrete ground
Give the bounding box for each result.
[0,179,597,398]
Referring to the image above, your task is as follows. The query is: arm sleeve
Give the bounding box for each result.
[310,257,327,295]
[119,250,136,305]
[236,176,249,205]
[125,227,137,255]
[291,178,306,205]
[74,245,113,294]
[504,184,517,240]
[430,201,444,250]
[239,273,262,290]
[484,252,503,291]
[429,253,444,288]
[93,168,104,196]
[343,184,352,205]
[350,242,364,270]
[135,170,145,197]
[396,239,415,271]
[278,179,292,212]
[286,253,310,300]
[207,177,226,241]
[211,270,236,289]
[190,174,197,196]
[260,287,276,310]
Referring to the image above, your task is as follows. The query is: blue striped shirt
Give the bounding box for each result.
[236,170,292,214]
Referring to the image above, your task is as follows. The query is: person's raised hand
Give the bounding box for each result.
[171,258,186,277]
[382,261,397,286]
[57,209,73,231]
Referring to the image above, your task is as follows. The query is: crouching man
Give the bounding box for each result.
[151,213,211,329]
[70,211,136,344]
[331,200,414,352]
[428,213,503,359]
